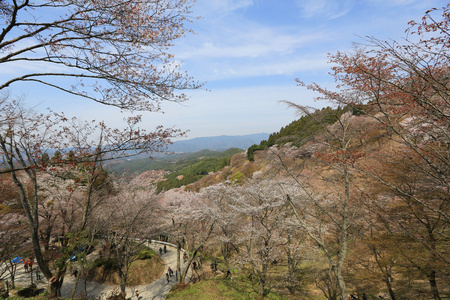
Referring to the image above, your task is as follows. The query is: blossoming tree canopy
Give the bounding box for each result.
[0,0,201,111]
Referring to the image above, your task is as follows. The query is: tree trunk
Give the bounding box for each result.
[221,242,229,266]
[180,247,200,284]
[177,241,181,284]
[427,270,441,300]
[286,235,297,295]
[336,166,350,300]
[10,273,15,289]
[258,263,267,297]
[42,230,51,251]
[50,275,64,298]
[9,168,53,281]
[118,267,127,297]
[29,268,34,286]
[70,270,81,299]
[384,277,396,300]
[372,246,396,300]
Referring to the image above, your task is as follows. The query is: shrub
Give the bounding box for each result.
[247,144,267,161]
[229,171,245,184]
[94,257,115,270]
[138,249,154,260]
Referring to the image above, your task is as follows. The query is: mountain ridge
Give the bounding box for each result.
[168,133,269,153]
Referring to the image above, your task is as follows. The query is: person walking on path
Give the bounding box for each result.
[226,267,231,278]
[159,247,163,255]
[23,259,28,273]
[36,268,41,281]
[166,272,170,283]
[164,245,167,253]
[168,267,173,277]
[28,258,33,273]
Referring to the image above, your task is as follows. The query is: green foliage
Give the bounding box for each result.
[166,275,290,300]
[255,106,349,150]
[230,171,245,184]
[51,150,62,162]
[40,153,50,165]
[54,232,91,268]
[156,158,226,192]
[351,104,366,116]
[149,149,242,192]
[137,249,155,260]
[93,257,116,270]
[247,144,267,161]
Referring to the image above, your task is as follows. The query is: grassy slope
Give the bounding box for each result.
[167,277,293,300]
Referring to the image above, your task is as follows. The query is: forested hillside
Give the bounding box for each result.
[247,106,347,161]
[105,148,243,192]
[163,6,450,299]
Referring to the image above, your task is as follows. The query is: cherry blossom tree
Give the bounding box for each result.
[230,179,292,297]
[199,183,242,267]
[0,0,201,111]
[94,176,161,297]
[292,5,449,299]
[37,173,85,250]
[0,97,182,296]
[0,203,30,289]
[1,1,202,293]
[272,105,366,300]
[164,189,216,284]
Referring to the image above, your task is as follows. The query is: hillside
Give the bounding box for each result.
[104,148,244,191]
[105,148,243,175]
[164,99,450,299]
[183,106,359,191]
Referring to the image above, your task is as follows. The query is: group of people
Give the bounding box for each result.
[192,256,201,270]
[21,257,34,273]
[349,292,368,300]
[21,257,41,281]
[166,266,178,283]
[210,261,218,273]
[159,244,167,256]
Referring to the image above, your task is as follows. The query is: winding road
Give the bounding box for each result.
[6,240,191,299]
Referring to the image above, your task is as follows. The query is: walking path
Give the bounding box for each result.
[3,241,191,299]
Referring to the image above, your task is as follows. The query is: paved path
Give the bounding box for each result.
[3,241,191,300]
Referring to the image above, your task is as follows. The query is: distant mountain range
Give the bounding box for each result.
[168,133,270,153]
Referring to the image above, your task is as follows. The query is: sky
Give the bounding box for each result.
[2,0,442,140]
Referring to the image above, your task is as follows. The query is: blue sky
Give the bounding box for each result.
[3,0,441,140]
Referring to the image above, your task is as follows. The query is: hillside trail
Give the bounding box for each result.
[6,241,191,299]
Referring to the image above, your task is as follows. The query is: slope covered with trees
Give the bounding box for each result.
[247,106,347,161]
[163,4,450,300]
[105,148,243,192]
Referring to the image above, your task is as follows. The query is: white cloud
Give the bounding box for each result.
[219,0,254,11]
[197,56,330,81]
[367,0,416,5]
[179,27,329,60]
[195,0,254,17]
[295,0,353,20]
